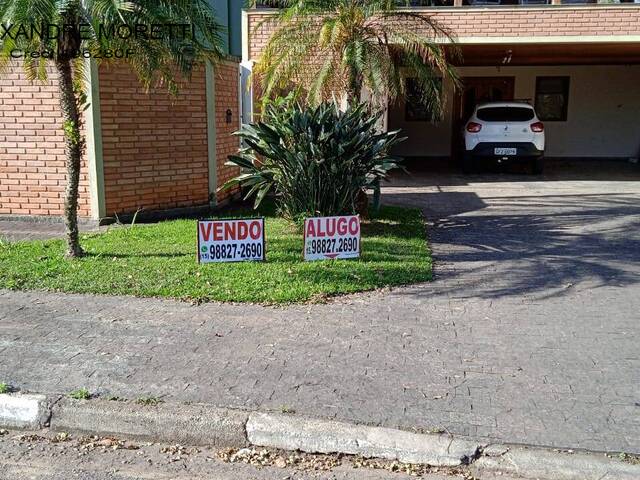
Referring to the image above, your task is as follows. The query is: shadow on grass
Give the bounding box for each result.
[84,252,193,259]
[84,206,427,263]
[0,203,431,303]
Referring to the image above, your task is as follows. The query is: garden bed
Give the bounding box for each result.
[0,206,431,304]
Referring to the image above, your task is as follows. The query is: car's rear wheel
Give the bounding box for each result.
[531,157,544,175]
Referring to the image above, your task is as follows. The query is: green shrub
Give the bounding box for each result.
[223,101,405,220]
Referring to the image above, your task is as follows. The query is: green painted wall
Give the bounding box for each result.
[210,0,242,57]
[228,0,243,57]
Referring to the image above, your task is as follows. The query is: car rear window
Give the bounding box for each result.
[476,107,535,122]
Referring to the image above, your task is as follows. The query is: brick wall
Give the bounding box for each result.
[0,63,91,217]
[99,64,210,215]
[214,60,241,203]
[247,6,640,59]
[1,59,240,220]
[98,59,240,216]
[426,6,640,38]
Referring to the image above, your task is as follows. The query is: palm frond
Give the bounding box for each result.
[254,0,459,108]
[1,0,225,91]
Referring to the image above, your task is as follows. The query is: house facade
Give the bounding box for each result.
[0,0,243,222]
[243,3,640,164]
[3,2,640,223]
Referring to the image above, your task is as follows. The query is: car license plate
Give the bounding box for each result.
[495,148,517,156]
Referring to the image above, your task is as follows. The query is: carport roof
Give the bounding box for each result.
[451,42,640,66]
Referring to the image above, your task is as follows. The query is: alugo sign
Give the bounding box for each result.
[304,215,361,261]
[198,218,265,263]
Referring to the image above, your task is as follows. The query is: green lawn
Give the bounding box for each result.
[0,206,431,304]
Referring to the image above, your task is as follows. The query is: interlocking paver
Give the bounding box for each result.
[1,166,639,453]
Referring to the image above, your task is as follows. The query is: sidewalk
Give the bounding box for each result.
[1,285,638,454]
[0,219,102,242]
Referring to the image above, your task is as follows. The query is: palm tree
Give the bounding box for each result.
[253,0,459,110]
[0,0,223,257]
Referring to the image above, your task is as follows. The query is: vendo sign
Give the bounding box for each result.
[304,215,360,261]
[198,218,265,263]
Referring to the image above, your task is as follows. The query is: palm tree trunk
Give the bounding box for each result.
[55,58,84,258]
[347,66,362,105]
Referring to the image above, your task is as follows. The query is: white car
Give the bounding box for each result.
[463,102,545,174]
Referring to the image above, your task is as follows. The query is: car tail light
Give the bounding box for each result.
[466,122,482,133]
[531,122,544,133]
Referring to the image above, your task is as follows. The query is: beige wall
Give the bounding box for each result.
[389,65,640,159]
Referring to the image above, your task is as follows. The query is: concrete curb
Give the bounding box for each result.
[246,411,480,467]
[49,398,249,448]
[472,444,640,480]
[0,393,54,429]
[1,394,639,480]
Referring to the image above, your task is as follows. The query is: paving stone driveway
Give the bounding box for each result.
[1,161,639,453]
[384,161,640,299]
